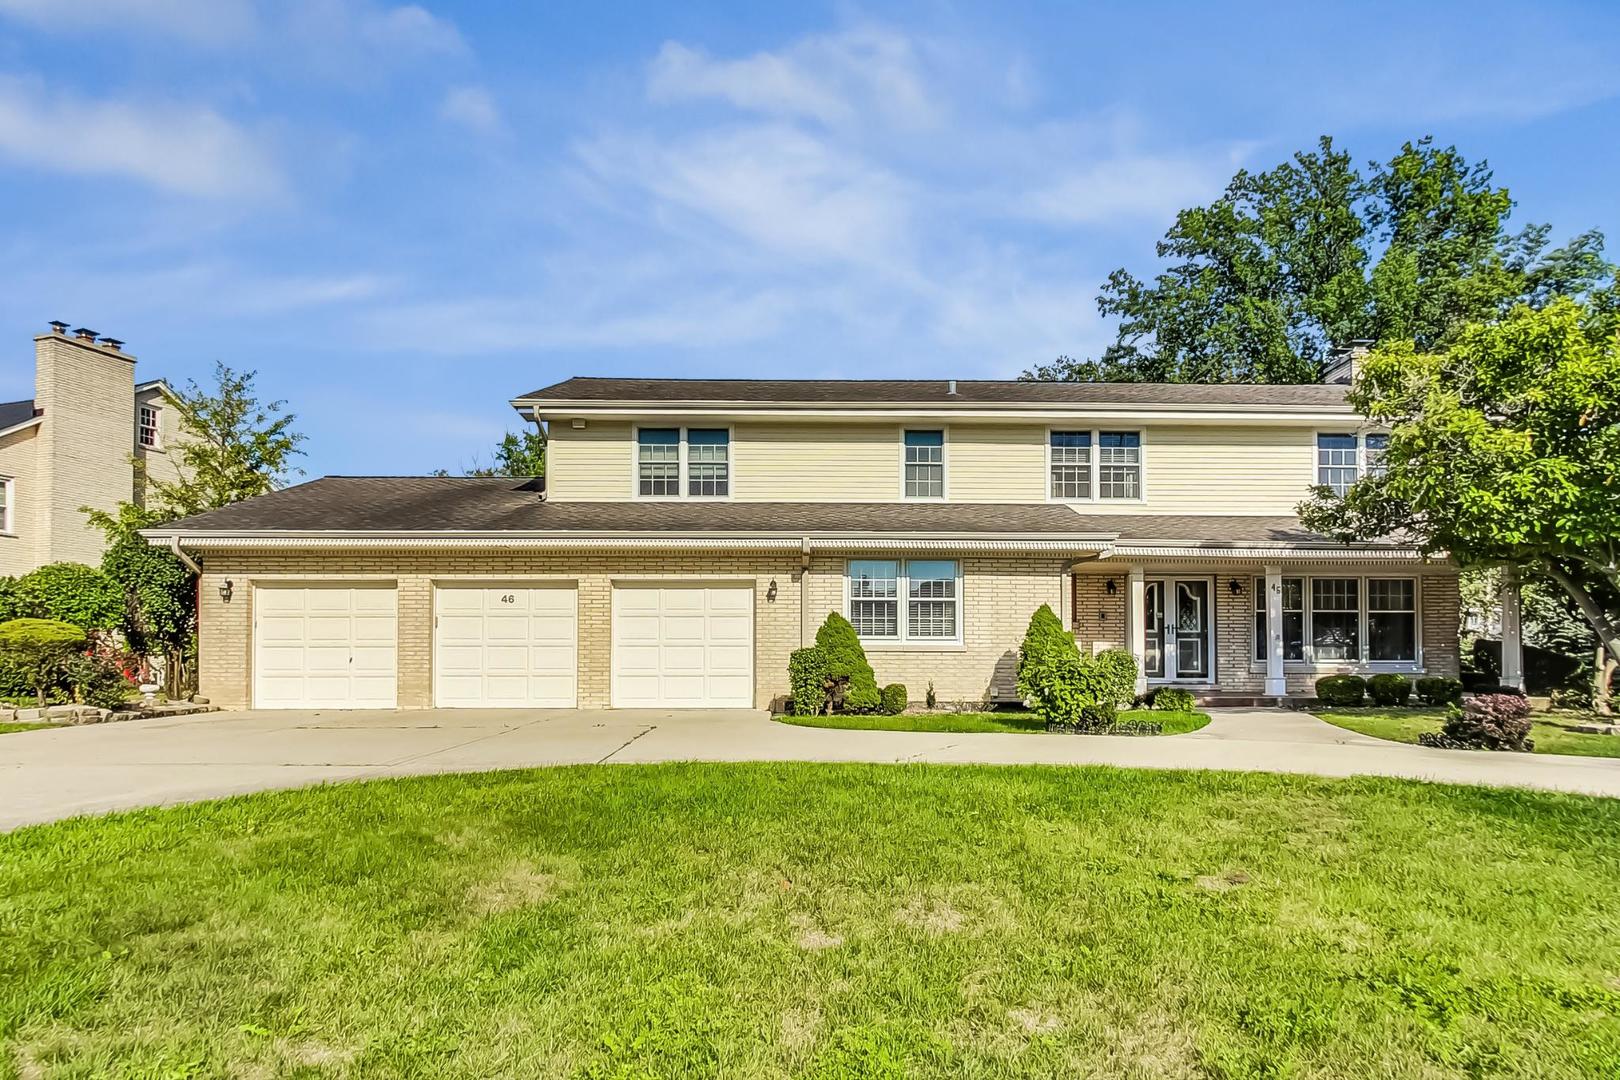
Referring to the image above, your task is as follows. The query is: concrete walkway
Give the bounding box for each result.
[3,707,1617,831]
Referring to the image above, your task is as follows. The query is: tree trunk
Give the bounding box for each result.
[1541,558,1620,667]
[1596,643,1617,719]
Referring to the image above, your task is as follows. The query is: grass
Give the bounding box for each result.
[778,709,1212,736]
[0,722,56,736]
[1315,706,1620,759]
[4,766,1619,1077]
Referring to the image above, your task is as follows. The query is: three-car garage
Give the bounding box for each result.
[248,579,754,711]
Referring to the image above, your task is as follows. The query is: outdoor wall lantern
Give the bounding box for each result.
[767,578,778,602]
[1228,579,1243,596]
[219,579,234,604]
[1105,578,1117,595]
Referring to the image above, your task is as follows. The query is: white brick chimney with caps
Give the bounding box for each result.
[1322,339,1373,385]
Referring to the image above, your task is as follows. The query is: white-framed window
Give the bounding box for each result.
[903,430,945,499]
[1317,432,1389,495]
[0,476,12,534]
[846,558,960,644]
[1253,574,1418,666]
[637,428,680,497]
[1049,431,1092,499]
[1048,429,1144,502]
[635,427,731,499]
[138,404,160,448]
[686,428,730,497]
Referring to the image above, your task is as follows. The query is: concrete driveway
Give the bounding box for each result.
[3,707,1618,830]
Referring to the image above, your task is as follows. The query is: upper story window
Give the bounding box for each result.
[1049,429,1143,501]
[637,428,680,496]
[0,476,12,534]
[686,428,729,497]
[1049,432,1091,499]
[847,558,960,643]
[138,404,160,448]
[903,430,944,499]
[636,427,730,499]
[1317,432,1388,495]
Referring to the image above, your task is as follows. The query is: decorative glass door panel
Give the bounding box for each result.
[1173,581,1210,679]
[1142,581,1164,678]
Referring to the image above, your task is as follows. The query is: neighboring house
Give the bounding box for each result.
[0,323,190,577]
[148,372,1462,712]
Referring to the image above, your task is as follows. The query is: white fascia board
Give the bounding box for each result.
[0,416,43,439]
[1102,544,1429,561]
[144,531,1117,553]
[516,402,1354,425]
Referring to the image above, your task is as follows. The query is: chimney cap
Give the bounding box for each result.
[99,337,124,351]
[48,320,69,334]
[73,327,98,341]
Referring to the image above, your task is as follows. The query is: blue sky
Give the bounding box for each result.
[2,1,1618,477]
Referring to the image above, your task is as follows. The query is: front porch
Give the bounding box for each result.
[1066,559,1464,700]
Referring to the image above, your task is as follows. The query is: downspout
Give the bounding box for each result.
[168,535,202,574]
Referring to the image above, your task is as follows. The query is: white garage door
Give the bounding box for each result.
[434,584,577,708]
[611,583,754,708]
[253,584,398,709]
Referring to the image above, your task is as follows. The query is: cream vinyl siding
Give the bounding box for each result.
[730,421,896,501]
[948,424,1046,502]
[1124,424,1313,514]
[546,421,633,501]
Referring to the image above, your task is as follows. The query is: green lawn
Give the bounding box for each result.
[4,766,1618,1077]
[779,709,1212,736]
[1315,707,1620,759]
[0,722,56,736]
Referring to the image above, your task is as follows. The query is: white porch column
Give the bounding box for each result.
[1499,566,1524,691]
[1127,566,1147,695]
[1264,565,1286,696]
[1060,569,1074,631]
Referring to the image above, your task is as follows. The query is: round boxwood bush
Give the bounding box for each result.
[1367,673,1413,707]
[1153,687,1197,712]
[879,683,907,715]
[1415,676,1464,706]
[1315,674,1367,706]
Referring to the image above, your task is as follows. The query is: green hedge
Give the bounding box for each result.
[1415,676,1463,706]
[1315,674,1367,706]
[1367,673,1412,706]
[879,683,907,715]
[1152,687,1197,712]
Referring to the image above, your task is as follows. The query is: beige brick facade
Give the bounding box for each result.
[197,548,1071,710]
[1072,562,1461,695]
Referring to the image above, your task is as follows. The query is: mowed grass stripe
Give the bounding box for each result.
[2,764,1618,1078]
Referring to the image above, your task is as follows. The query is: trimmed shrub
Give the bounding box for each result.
[1419,693,1533,752]
[879,683,907,715]
[788,647,829,716]
[815,613,877,712]
[1367,673,1413,707]
[63,653,134,710]
[1092,649,1139,707]
[1017,604,1078,701]
[0,618,88,707]
[1415,676,1464,706]
[1080,701,1118,730]
[13,563,123,631]
[1315,674,1366,706]
[1153,687,1197,712]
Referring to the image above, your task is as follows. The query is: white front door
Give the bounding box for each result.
[611,583,754,708]
[1145,577,1214,683]
[253,584,398,709]
[433,584,578,708]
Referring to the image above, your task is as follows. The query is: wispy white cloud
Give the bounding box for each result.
[439,85,503,136]
[1014,147,1252,227]
[0,76,280,199]
[0,0,258,45]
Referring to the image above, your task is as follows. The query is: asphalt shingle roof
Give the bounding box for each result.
[517,377,1350,408]
[156,476,1349,545]
[0,399,37,430]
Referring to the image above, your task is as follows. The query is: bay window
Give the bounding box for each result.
[1253,575,1418,666]
[847,559,960,643]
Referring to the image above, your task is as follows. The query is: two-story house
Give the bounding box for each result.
[0,323,190,577]
[148,373,1461,712]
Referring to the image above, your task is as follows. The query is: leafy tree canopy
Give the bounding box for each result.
[1024,137,1618,383]
[8,563,123,631]
[1298,298,1620,664]
[435,429,547,477]
[140,362,307,519]
[85,503,197,657]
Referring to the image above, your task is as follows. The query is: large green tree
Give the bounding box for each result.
[1298,299,1620,670]
[1025,137,1616,383]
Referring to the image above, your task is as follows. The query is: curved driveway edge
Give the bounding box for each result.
[3,707,1617,831]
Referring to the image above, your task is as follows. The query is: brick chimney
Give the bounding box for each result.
[1323,339,1372,385]
[33,322,137,566]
